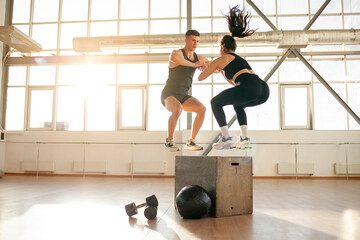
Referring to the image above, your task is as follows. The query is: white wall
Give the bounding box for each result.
[3,130,360,177]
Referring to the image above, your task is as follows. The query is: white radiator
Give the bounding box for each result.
[277,162,295,174]
[334,163,360,175]
[278,162,314,175]
[21,161,55,172]
[297,163,315,174]
[131,161,166,174]
[73,161,107,173]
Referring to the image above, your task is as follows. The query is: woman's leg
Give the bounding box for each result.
[233,105,248,139]
[233,105,247,126]
[211,87,241,128]
[211,87,244,149]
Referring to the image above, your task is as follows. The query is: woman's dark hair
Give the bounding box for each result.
[220,35,237,52]
[221,5,255,51]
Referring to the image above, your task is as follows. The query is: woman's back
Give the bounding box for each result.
[222,53,252,80]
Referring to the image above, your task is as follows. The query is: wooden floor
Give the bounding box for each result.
[0,175,359,240]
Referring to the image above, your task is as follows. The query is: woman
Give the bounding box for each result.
[198,5,269,150]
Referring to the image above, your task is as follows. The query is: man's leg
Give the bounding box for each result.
[182,97,206,140]
[164,96,183,140]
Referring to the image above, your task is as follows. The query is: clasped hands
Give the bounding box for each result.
[195,60,221,74]
[195,60,208,71]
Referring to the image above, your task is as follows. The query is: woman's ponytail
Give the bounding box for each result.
[226,5,255,38]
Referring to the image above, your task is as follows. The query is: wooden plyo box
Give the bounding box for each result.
[175,156,253,218]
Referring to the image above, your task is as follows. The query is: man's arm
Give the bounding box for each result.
[198,58,221,81]
[198,55,210,63]
[197,55,223,73]
[169,50,205,68]
[198,57,235,86]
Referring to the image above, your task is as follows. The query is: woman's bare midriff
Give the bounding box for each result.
[232,69,256,82]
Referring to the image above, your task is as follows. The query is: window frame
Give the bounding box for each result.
[280,83,312,130]
[26,86,56,131]
[117,85,147,130]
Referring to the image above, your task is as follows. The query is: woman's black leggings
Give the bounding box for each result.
[211,73,270,127]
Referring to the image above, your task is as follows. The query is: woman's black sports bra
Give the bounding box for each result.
[222,53,252,80]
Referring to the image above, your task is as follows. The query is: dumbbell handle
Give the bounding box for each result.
[125,194,158,217]
[136,203,146,208]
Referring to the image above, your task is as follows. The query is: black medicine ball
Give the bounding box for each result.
[175,185,212,219]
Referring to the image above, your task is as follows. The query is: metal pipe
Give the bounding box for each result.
[292,49,360,125]
[72,30,360,52]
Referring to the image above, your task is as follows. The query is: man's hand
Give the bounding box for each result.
[195,60,207,71]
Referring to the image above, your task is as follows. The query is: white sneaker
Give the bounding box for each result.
[212,136,234,150]
[234,137,251,149]
[165,138,180,152]
[185,139,203,151]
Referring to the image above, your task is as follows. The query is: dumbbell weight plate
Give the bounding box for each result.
[145,195,159,207]
[144,206,158,220]
[125,202,137,217]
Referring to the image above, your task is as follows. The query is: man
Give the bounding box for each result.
[161,30,209,152]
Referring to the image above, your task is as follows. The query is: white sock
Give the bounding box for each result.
[220,125,230,138]
[240,125,248,139]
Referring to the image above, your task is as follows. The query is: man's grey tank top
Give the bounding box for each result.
[163,49,198,94]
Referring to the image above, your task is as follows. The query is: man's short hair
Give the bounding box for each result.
[185,29,200,38]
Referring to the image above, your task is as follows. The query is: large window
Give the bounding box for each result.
[33,0,59,23]
[5,87,25,131]
[347,83,360,130]
[57,87,85,131]
[247,84,279,130]
[280,85,311,129]
[86,86,116,131]
[5,0,360,131]
[119,88,146,129]
[5,64,147,131]
[313,83,347,130]
[28,89,54,129]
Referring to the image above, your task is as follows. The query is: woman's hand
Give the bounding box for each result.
[194,60,207,71]
[214,67,222,74]
[198,58,222,81]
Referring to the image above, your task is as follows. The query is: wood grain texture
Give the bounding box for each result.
[216,157,253,217]
[175,156,253,217]
[0,175,359,240]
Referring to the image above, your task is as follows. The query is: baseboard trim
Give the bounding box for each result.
[252,176,360,179]
[3,172,175,178]
[3,172,360,179]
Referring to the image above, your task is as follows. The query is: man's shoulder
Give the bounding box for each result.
[171,49,183,55]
